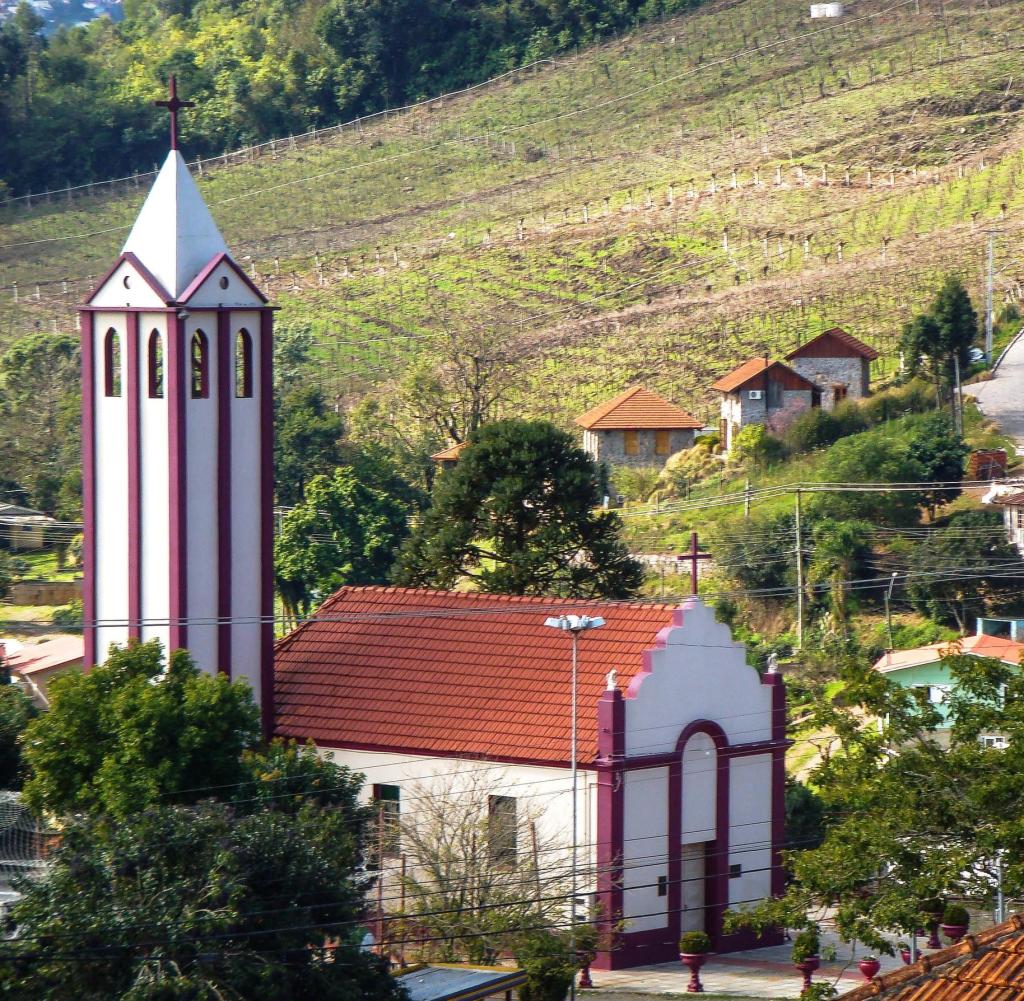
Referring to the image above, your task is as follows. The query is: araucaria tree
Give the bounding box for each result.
[393,420,644,597]
[900,275,978,393]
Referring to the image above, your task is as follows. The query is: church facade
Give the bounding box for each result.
[273,587,787,968]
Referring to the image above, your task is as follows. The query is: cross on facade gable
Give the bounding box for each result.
[677,530,711,596]
[155,76,195,152]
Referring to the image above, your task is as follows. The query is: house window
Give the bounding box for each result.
[766,377,782,409]
[927,685,950,705]
[147,330,163,399]
[372,784,400,857]
[103,329,121,397]
[657,875,668,897]
[980,735,1008,749]
[488,795,517,864]
[190,331,209,399]
[729,864,743,879]
[655,429,671,455]
[623,430,640,456]
[832,384,848,403]
[235,329,252,398]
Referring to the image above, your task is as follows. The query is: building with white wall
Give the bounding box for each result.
[79,129,274,729]
[273,586,787,968]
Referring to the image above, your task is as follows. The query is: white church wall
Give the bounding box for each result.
[184,312,219,673]
[727,753,773,910]
[681,731,717,843]
[184,261,264,309]
[89,258,167,309]
[621,765,669,932]
[229,311,262,695]
[624,602,772,756]
[93,311,130,660]
[139,313,171,657]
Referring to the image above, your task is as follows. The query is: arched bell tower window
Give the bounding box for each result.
[147,330,164,399]
[190,330,209,399]
[103,328,121,397]
[235,329,253,398]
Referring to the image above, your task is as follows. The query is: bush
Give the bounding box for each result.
[613,465,661,503]
[792,927,821,963]
[654,443,721,499]
[942,904,969,927]
[50,598,83,634]
[514,930,576,1001]
[784,409,843,454]
[732,424,787,468]
[832,400,869,438]
[679,930,712,954]
[860,379,935,425]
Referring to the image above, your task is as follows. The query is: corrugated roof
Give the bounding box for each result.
[6,636,84,676]
[575,386,701,430]
[786,327,880,361]
[710,358,816,393]
[874,633,1024,673]
[273,586,680,766]
[838,914,1024,1001]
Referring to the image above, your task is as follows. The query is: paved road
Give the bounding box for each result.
[968,330,1024,451]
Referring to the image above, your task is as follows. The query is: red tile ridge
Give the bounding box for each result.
[575,385,701,430]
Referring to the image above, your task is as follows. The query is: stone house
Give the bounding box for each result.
[784,327,878,410]
[711,359,818,452]
[576,386,702,468]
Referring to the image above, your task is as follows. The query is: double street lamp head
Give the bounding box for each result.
[543,614,606,634]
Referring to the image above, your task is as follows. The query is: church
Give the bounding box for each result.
[79,84,787,969]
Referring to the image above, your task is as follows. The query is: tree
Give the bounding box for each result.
[900,276,978,393]
[274,465,414,623]
[395,771,571,964]
[0,757,403,1001]
[904,413,968,517]
[807,519,873,625]
[274,385,345,507]
[711,512,795,595]
[726,649,1024,953]
[0,332,81,515]
[21,640,260,819]
[393,420,644,598]
[0,683,36,789]
[907,510,1024,631]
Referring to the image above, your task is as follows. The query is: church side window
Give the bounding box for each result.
[148,330,164,399]
[488,795,517,864]
[190,331,209,399]
[235,329,252,398]
[372,784,400,858]
[103,329,121,397]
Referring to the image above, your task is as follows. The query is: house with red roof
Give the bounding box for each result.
[273,587,787,968]
[576,386,703,468]
[1,635,84,708]
[784,327,879,411]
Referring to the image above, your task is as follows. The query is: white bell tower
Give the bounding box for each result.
[80,78,274,730]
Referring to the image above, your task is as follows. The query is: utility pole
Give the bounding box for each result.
[985,232,995,363]
[884,572,899,650]
[953,355,964,438]
[996,849,1006,924]
[795,489,804,649]
[744,478,752,518]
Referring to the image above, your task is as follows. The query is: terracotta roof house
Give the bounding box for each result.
[785,327,879,410]
[2,635,84,708]
[838,913,1024,1000]
[874,631,1024,746]
[274,587,788,969]
[429,441,468,467]
[711,358,818,451]
[576,386,702,468]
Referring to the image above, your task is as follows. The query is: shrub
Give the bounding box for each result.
[919,897,944,917]
[860,379,935,425]
[732,424,787,468]
[942,904,969,927]
[613,465,662,503]
[655,444,721,499]
[51,598,83,634]
[514,930,576,1001]
[784,409,842,454]
[831,400,869,438]
[679,930,712,954]
[792,927,821,963]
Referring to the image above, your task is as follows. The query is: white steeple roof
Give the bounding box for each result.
[121,150,228,299]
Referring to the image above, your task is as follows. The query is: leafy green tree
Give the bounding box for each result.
[393,420,644,598]
[274,464,413,622]
[0,791,403,1000]
[900,276,978,390]
[0,683,36,789]
[21,640,260,819]
[807,519,873,625]
[905,413,968,517]
[784,777,827,852]
[274,385,345,506]
[907,510,1024,631]
[711,512,795,595]
[514,929,578,1001]
[0,332,81,515]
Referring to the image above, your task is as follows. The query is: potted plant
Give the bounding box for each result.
[679,930,712,994]
[898,942,912,965]
[792,927,821,990]
[857,955,881,980]
[919,897,944,949]
[574,922,599,989]
[940,904,970,943]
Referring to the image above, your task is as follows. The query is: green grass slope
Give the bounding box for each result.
[2,0,1023,424]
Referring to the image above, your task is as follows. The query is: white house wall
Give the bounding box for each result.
[622,765,669,932]
[727,753,773,910]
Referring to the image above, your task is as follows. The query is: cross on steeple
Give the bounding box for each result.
[155,76,194,152]
[677,531,711,596]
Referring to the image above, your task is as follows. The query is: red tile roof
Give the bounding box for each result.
[838,914,1024,1000]
[992,490,1024,507]
[273,586,680,766]
[710,358,816,393]
[785,327,880,361]
[874,633,1024,673]
[576,386,702,430]
[5,636,83,676]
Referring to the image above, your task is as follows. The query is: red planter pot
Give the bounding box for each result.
[795,956,821,990]
[900,948,912,965]
[858,958,881,981]
[925,922,942,949]
[680,953,708,993]
[941,923,968,944]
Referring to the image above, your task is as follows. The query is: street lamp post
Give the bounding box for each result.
[544,614,605,1001]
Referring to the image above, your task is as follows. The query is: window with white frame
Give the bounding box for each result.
[980,735,1008,749]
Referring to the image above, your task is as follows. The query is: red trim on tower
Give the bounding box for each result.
[84,252,173,306]
[167,313,188,651]
[178,252,269,304]
[217,311,232,678]
[126,313,141,640]
[594,685,625,971]
[81,311,97,668]
[259,308,275,738]
[766,672,788,899]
